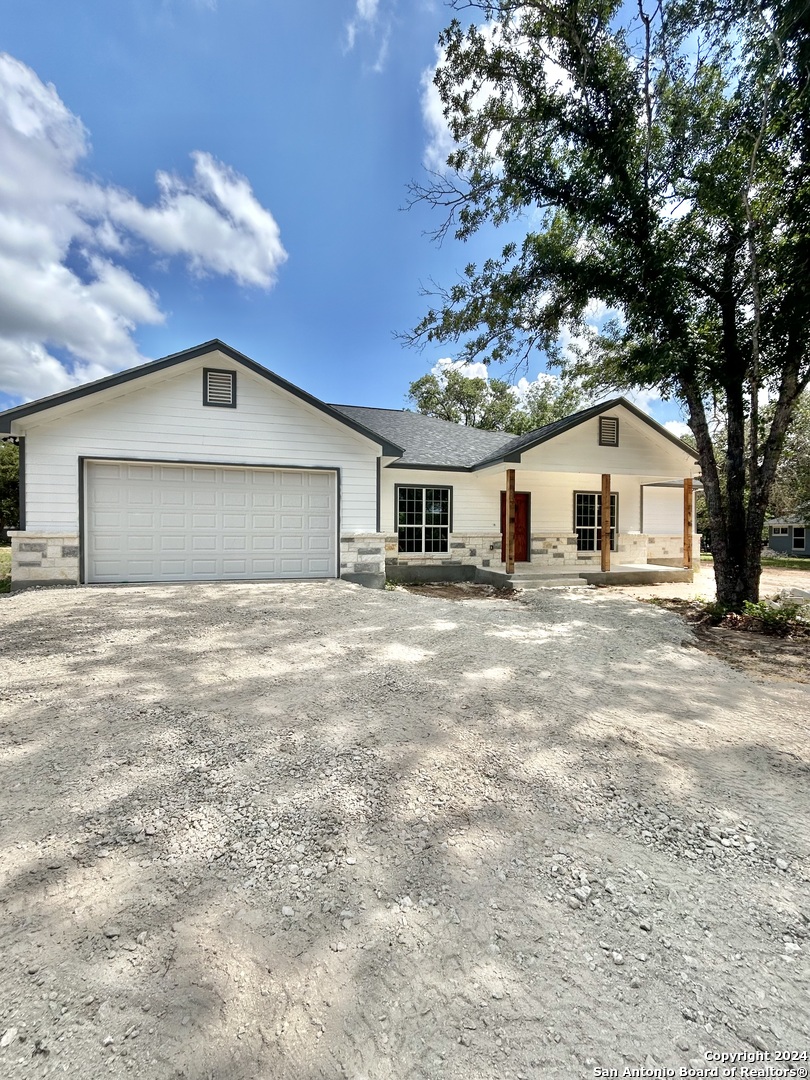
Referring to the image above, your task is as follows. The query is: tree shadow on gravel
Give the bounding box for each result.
[1,582,808,1079]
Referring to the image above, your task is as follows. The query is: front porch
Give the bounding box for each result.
[496,560,694,590]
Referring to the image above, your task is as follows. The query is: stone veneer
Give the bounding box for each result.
[647,534,702,571]
[385,533,505,582]
[384,531,702,582]
[9,532,80,591]
[340,533,387,588]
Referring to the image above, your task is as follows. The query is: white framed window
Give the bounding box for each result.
[396,486,451,553]
[575,491,617,551]
[771,526,788,536]
[793,527,806,550]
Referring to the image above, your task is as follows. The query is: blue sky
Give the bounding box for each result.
[0,0,687,432]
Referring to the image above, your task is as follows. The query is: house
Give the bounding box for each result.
[765,514,809,557]
[0,340,701,592]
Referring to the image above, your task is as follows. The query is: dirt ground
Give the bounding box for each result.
[0,581,808,1080]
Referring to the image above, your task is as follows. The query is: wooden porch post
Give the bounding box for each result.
[683,477,694,569]
[601,473,611,572]
[506,468,516,574]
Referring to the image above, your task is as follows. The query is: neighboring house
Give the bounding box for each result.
[0,340,701,592]
[765,514,809,557]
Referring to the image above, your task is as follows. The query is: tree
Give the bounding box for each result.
[407,367,583,433]
[406,0,810,608]
[0,441,19,536]
[766,393,810,518]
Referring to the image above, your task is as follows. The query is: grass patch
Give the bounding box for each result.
[0,545,10,594]
[760,556,810,571]
[700,553,809,571]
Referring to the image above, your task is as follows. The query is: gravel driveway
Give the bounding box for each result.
[0,581,808,1079]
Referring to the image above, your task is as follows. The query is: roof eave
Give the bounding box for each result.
[472,396,699,468]
[0,340,404,456]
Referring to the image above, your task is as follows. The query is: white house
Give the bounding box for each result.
[0,340,700,591]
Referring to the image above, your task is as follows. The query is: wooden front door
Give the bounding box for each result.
[500,491,530,562]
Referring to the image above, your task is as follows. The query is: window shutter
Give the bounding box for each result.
[204,369,236,407]
[599,416,619,446]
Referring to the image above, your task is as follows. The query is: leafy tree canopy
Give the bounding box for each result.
[0,441,19,535]
[407,366,584,434]
[407,0,810,608]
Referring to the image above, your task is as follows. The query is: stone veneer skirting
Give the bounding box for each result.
[9,532,80,591]
[383,531,702,583]
[647,534,702,570]
[339,533,387,588]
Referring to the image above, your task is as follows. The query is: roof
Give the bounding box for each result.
[0,339,699,470]
[766,514,809,526]
[473,397,698,468]
[334,397,698,470]
[329,405,516,468]
[0,340,404,457]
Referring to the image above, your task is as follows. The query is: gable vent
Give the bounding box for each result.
[599,415,619,446]
[204,369,236,408]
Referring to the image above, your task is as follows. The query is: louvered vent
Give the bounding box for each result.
[599,415,619,446]
[204,369,236,407]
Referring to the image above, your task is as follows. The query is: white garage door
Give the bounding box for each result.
[85,461,337,583]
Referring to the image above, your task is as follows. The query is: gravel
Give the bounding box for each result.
[0,579,808,1079]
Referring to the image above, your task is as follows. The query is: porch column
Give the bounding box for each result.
[683,477,694,568]
[601,473,611,572]
[506,468,516,574]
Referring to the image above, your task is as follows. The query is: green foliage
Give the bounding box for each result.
[740,599,806,636]
[407,0,810,609]
[0,442,19,534]
[0,544,10,594]
[765,392,810,518]
[407,369,583,433]
[701,600,729,624]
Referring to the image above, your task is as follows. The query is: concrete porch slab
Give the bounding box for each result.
[492,562,694,590]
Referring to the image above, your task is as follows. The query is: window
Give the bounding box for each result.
[599,416,619,446]
[203,368,236,407]
[575,491,617,551]
[396,486,451,552]
[772,526,788,536]
[793,527,806,550]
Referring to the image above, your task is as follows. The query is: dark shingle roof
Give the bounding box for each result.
[333,397,698,470]
[329,405,517,468]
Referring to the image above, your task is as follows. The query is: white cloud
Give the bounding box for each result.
[664,419,692,439]
[421,20,573,174]
[345,0,383,56]
[431,357,490,381]
[421,48,455,172]
[0,52,287,403]
[625,386,664,414]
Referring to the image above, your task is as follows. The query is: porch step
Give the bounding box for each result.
[510,574,591,589]
[507,564,694,588]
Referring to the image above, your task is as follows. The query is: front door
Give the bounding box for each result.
[500,491,530,562]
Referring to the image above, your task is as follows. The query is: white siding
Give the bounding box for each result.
[382,468,646,535]
[643,486,691,535]
[20,351,380,533]
[518,407,696,477]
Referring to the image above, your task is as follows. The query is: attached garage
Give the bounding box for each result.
[84,460,338,583]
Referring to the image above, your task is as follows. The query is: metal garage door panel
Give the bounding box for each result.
[85,462,336,583]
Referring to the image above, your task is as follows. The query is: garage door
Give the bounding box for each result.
[85,461,337,583]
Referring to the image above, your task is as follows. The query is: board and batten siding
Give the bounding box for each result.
[20,354,380,534]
